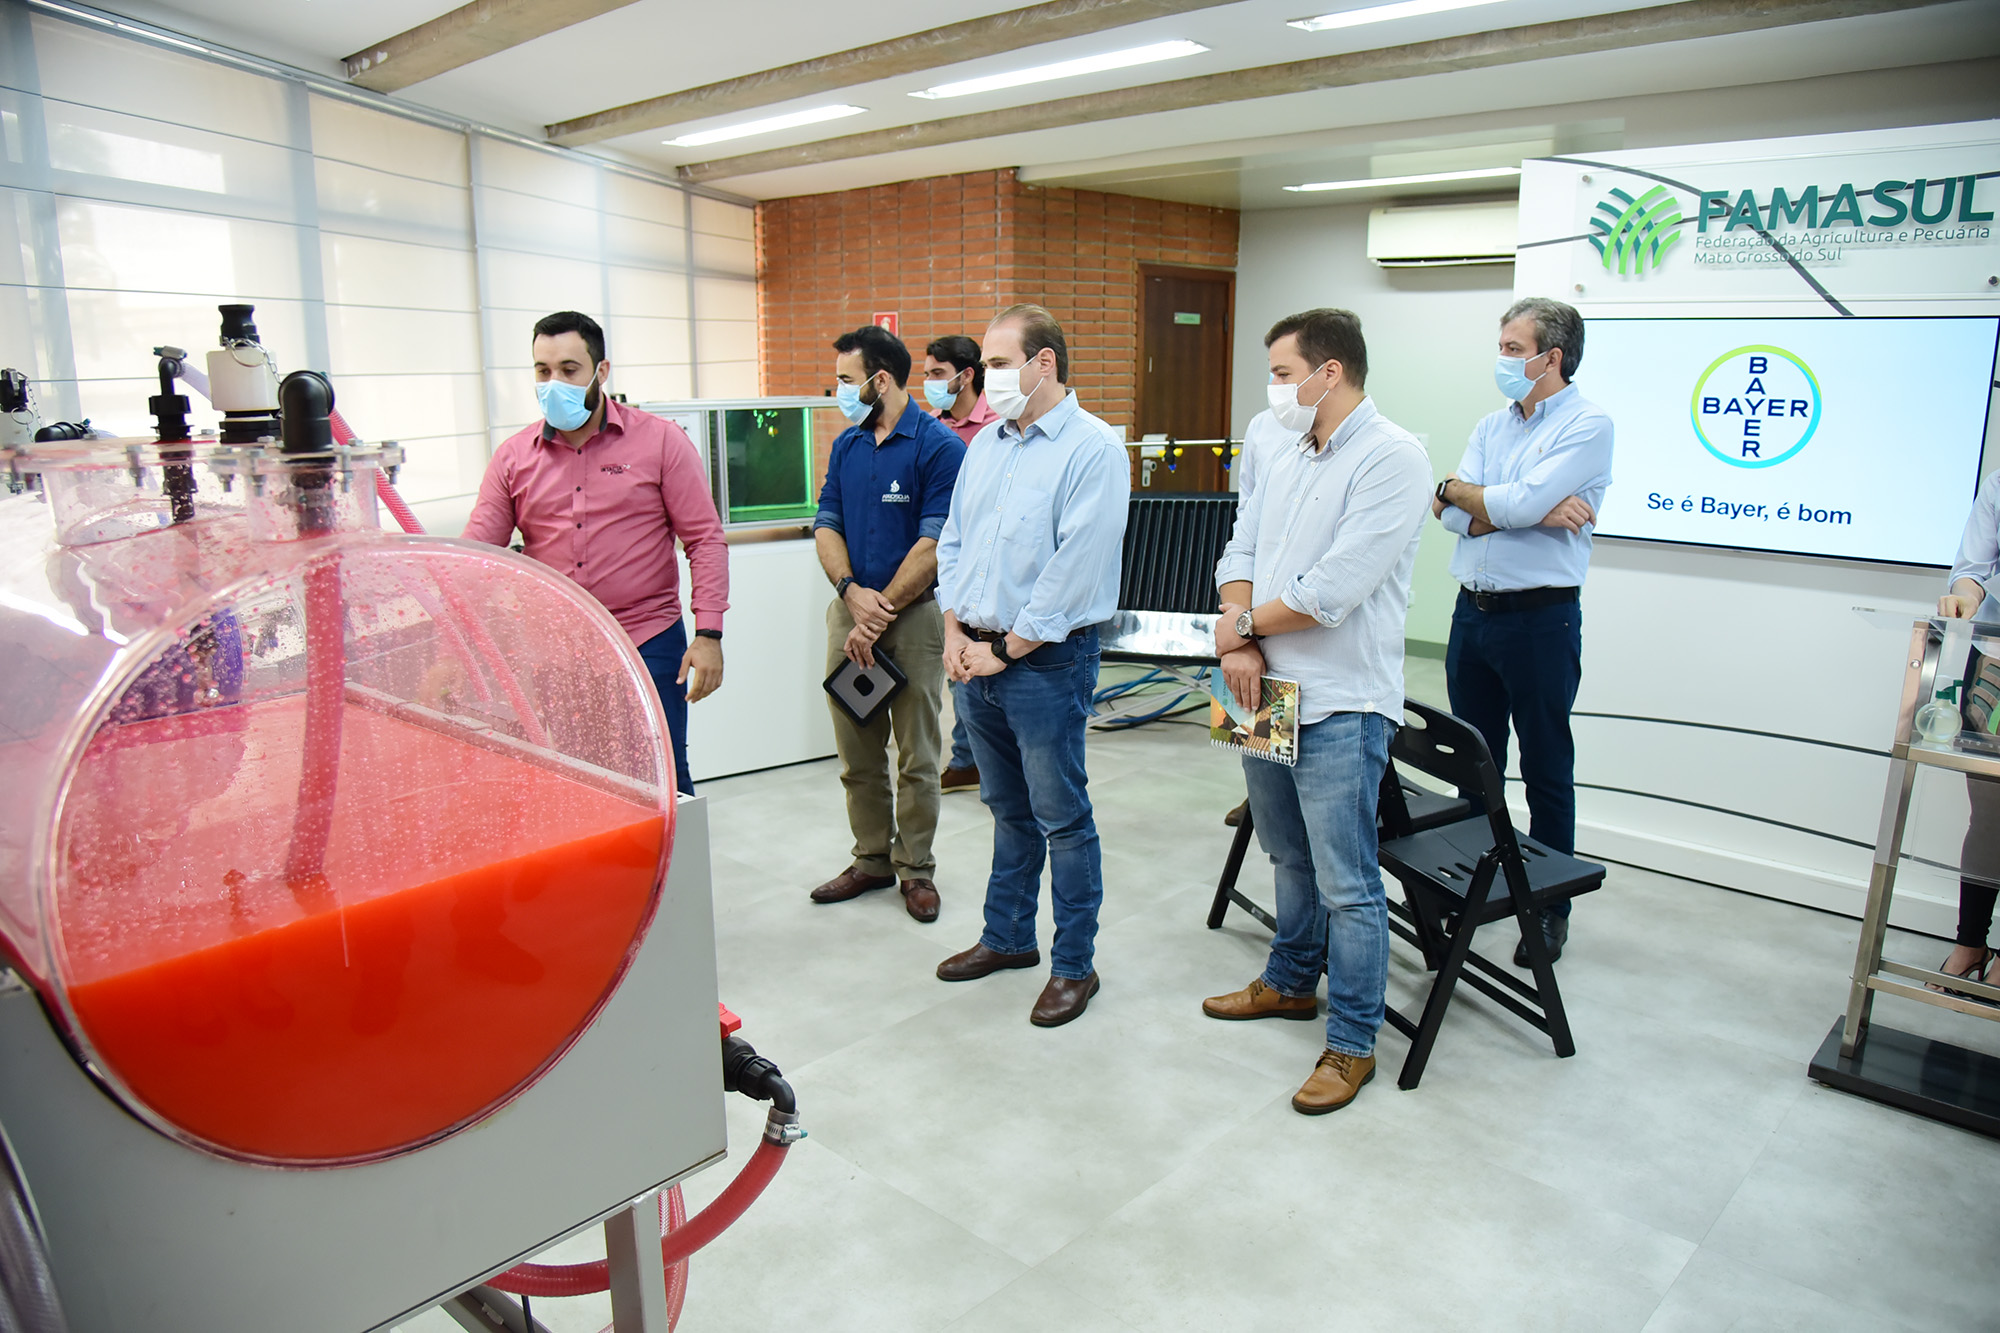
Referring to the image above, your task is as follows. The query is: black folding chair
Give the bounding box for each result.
[1376,700,1606,1089]
[1205,758,1467,932]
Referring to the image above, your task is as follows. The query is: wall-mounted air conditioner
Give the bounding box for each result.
[1366,200,1518,268]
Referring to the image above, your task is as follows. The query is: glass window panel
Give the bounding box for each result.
[57,199,304,298]
[477,186,600,256]
[309,95,467,185]
[617,364,693,403]
[321,233,477,311]
[607,266,689,319]
[0,186,38,286]
[32,18,292,144]
[481,308,539,376]
[606,315,689,366]
[475,137,596,203]
[602,173,682,223]
[692,275,755,323]
[0,283,37,369]
[64,289,310,381]
[390,431,488,505]
[697,362,759,398]
[694,318,756,363]
[605,214,685,270]
[691,231,754,276]
[690,195,752,240]
[487,377,538,436]
[326,306,481,377]
[483,249,603,319]
[329,371,484,446]
[315,158,471,249]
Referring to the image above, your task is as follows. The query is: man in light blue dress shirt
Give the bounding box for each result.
[1434,297,1614,967]
[1199,308,1432,1116]
[933,304,1130,1028]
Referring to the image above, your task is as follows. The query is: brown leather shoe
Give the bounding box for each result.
[936,943,1040,981]
[1202,977,1317,1022]
[810,866,896,904]
[1292,1049,1375,1115]
[1223,798,1249,827]
[940,765,980,793]
[900,878,940,923]
[1030,972,1100,1027]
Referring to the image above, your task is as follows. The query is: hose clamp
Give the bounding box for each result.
[762,1108,806,1145]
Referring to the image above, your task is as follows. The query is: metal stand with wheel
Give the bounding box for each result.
[1810,617,2000,1138]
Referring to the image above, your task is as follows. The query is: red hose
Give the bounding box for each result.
[489,1138,791,1298]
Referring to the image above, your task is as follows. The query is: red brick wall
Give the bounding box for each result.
[756,169,1239,447]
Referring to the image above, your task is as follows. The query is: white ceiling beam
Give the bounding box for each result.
[676,0,1959,182]
[343,0,645,93]
[544,0,1244,147]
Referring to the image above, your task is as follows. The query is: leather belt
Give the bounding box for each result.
[968,625,1088,642]
[1458,585,1579,614]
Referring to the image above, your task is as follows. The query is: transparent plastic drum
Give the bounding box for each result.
[0,495,674,1166]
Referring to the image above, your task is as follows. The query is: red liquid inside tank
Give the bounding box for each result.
[54,696,667,1163]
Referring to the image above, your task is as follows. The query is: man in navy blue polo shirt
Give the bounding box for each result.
[810,325,967,923]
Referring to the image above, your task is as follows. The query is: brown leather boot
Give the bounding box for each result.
[810,867,895,904]
[1292,1049,1375,1115]
[1201,977,1317,1022]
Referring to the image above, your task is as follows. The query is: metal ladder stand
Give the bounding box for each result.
[1810,616,2000,1136]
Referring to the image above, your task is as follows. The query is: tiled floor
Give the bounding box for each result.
[402,660,2000,1332]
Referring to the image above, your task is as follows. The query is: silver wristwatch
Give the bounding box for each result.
[1234,608,1257,640]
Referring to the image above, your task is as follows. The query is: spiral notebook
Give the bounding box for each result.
[1209,675,1299,766]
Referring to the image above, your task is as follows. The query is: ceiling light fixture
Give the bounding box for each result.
[666,104,867,148]
[1284,166,1522,191]
[1288,0,1509,33]
[909,39,1208,100]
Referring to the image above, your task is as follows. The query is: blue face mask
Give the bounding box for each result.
[835,375,879,425]
[537,370,597,431]
[1493,350,1551,403]
[922,377,958,411]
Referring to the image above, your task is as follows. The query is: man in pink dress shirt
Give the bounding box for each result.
[463,311,728,794]
[922,335,998,447]
[921,334,998,793]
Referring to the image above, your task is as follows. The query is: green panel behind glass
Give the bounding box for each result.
[724,407,815,524]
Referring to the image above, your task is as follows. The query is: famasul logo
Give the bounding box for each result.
[1589,186,1685,276]
[1691,345,1821,469]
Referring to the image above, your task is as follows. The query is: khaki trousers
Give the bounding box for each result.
[826,596,946,880]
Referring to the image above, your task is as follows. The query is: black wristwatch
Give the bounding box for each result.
[988,637,1016,665]
[695,628,722,641]
[1435,479,1451,506]
[834,575,856,599]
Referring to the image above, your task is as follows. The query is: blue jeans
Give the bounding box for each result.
[1446,594,1582,914]
[1244,712,1394,1058]
[955,629,1103,981]
[947,683,975,772]
[636,621,695,796]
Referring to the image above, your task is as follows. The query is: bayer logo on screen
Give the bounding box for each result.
[1689,345,1822,469]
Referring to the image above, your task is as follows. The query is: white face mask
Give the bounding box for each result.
[1266,362,1332,434]
[985,360,1043,421]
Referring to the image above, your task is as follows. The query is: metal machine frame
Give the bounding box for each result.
[0,799,726,1332]
[1811,618,2000,1137]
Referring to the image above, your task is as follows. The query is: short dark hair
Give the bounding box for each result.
[990,304,1067,382]
[1264,308,1367,390]
[532,310,605,365]
[925,335,984,394]
[832,325,912,387]
[1502,297,1584,378]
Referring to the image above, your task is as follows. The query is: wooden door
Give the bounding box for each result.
[1137,265,1234,449]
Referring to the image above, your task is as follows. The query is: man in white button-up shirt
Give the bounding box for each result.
[1200,308,1431,1117]
[1433,297,1613,970]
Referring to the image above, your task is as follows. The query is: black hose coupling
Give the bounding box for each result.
[721,1034,798,1118]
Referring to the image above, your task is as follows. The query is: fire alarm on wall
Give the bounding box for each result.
[873,312,898,335]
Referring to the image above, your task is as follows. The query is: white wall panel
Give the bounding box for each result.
[31,17,289,143]
[321,234,477,311]
[308,95,466,183]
